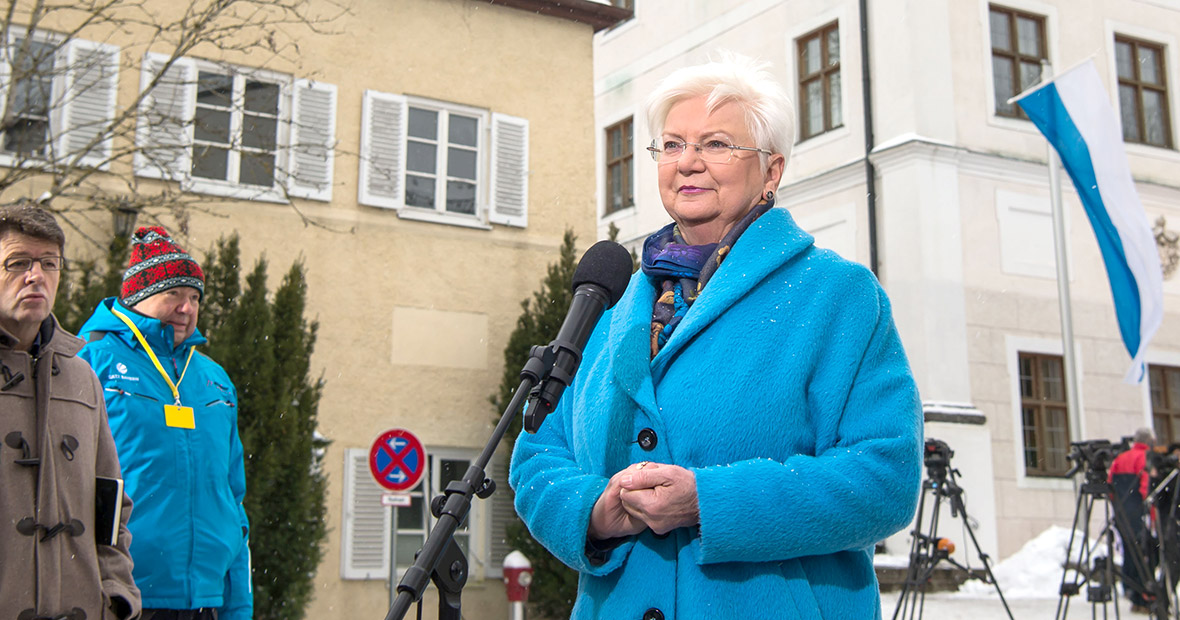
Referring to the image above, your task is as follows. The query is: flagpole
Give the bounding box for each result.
[1042,61,1084,441]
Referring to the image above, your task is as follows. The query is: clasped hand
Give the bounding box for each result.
[588,462,700,540]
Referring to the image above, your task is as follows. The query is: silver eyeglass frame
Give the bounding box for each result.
[646,139,773,164]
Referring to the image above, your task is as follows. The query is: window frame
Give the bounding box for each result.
[1114,34,1174,150]
[391,448,485,577]
[795,21,842,142]
[1,34,59,158]
[1150,364,1180,445]
[1018,351,1072,477]
[357,91,527,229]
[0,29,120,170]
[988,4,1048,120]
[603,116,634,216]
[185,59,293,198]
[136,53,336,202]
[341,447,489,581]
[400,97,489,226]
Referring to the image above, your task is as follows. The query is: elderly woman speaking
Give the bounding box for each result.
[510,54,922,619]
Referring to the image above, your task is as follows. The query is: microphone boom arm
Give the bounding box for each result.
[384,375,536,620]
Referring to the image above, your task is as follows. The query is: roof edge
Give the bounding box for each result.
[473,0,633,32]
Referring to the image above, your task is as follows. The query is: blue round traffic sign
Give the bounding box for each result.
[369,429,425,492]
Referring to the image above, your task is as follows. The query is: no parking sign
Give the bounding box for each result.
[369,428,425,492]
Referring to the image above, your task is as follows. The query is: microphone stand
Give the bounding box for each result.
[384,344,558,620]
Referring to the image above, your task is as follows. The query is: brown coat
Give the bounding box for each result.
[0,316,140,620]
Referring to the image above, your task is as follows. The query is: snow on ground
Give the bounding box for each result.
[957,525,1078,598]
[878,526,1146,618]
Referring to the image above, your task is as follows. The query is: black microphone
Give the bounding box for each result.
[522,240,633,433]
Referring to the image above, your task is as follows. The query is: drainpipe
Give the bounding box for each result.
[859,0,879,275]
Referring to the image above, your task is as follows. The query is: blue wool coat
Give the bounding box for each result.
[77,298,252,619]
[510,208,922,620]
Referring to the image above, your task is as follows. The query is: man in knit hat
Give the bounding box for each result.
[78,226,252,620]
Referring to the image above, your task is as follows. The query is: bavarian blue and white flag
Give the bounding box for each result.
[1014,60,1163,383]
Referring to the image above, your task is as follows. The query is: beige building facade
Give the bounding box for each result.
[595,0,1180,566]
[0,0,628,618]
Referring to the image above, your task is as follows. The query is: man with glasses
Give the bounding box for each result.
[78,226,251,620]
[0,203,141,620]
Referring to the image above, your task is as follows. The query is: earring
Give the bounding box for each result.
[764,190,774,201]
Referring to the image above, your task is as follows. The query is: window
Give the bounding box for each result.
[989,5,1047,119]
[358,91,529,228]
[392,452,475,570]
[1019,352,1071,476]
[341,448,488,580]
[1116,35,1173,149]
[796,22,841,140]
[406,104,480,216]
[136,53,337,202]
[192,70,282,187]
[0,33,119,168]
[610,0,633,10]
[4,38,55,155]
[1151,365,1180,444]
[604,117,633,215]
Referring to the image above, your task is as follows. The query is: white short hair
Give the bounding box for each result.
[645,51,795,165]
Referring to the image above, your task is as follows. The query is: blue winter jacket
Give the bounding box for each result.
[510,208,923,619]
[77,297,252,619]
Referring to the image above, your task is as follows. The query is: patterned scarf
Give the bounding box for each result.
[641,198,774,357]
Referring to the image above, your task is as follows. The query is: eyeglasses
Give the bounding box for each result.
[647,139,773,165]
[4,256,67,272]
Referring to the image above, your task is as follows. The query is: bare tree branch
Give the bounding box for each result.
[0,0,352,247]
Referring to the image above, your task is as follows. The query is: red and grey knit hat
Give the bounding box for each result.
[120,226,205,306]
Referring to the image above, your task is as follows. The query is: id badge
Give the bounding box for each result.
[164,404,195,429]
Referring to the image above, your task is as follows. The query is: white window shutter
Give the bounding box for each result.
[288,79,336,201]
[488,113,529,228]
[0,42,9,131]
[134,52,195,181]
[341,448,390,580]
[357,90,407,209]
[59,39,120,170]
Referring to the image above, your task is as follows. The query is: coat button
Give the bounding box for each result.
[642,608,664,620]
[637,428,658,451]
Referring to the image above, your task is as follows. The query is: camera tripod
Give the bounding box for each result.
[1055,447,1167,620]
[1147,467,1180,620]
[892,447,1014,620]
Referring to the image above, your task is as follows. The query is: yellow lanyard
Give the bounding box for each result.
[111,307,195,406]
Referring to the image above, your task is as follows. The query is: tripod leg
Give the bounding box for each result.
[937,469,1015,620]
[893,485,929,620]
[894,481,943,620]
[949,490,1015,620]
[1057,490,1095,620]
[1106,502,1122,620]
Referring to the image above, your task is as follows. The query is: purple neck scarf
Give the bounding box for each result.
[641,198,774,357]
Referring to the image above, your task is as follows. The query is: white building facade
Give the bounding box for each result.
[594,0,1180,561]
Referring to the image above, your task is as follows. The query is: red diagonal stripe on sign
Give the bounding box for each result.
[377,438,413,480]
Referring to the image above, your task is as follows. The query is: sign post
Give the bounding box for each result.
[370,429,426,608]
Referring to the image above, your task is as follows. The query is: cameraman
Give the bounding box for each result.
[1109,427,1157,614]
[1150,442,1180,594]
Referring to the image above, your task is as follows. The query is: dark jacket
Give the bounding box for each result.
[0,316,140,620]
[1110,442,1152,526]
